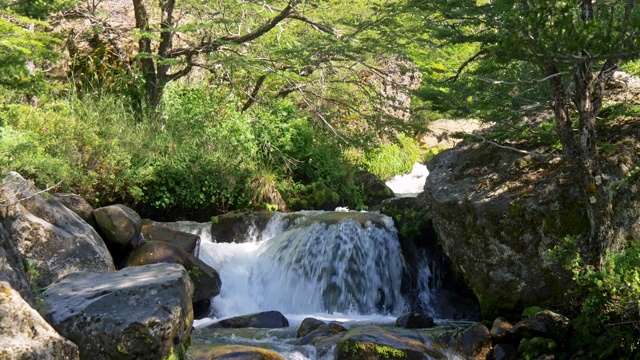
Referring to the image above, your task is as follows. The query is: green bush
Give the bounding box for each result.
[361,134,423,180]
[0,79,412,213]
[0,95,133,204]
[550,236,640,358]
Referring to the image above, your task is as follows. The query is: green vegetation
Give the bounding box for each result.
[518,338,557,360]
[550,236,640,358]
[341,340,408,359]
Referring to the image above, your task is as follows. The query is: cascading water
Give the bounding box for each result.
[251,212,405,315]
[162,165,473,359]
[191,211,405,319]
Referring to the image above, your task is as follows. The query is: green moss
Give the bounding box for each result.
[117,344,129,355]
[544,202,588,237]
[187,266,202,280]
[296,212,386,228]
[518,337,557,360]
[522,306,543,319]
[162,347,178,360]
[342,340,407,359]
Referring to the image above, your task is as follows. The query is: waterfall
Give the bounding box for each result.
[252,212,405,315]
[385,162,429,196]
[415,247,438,317]
[178,211,406,318]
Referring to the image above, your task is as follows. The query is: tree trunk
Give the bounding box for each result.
[132,0,162,110]
[547,59,615,266]
[572,57,616,266]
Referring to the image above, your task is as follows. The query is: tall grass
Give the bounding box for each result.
[1,81,415,214]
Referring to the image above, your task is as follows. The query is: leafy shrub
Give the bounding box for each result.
[362,134,423,180]
[550,236,640,358]
[0,79,409,214]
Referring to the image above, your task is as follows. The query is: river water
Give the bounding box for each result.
[173,163,468,359]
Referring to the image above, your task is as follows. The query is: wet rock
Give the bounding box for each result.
[458,323,492,360]
[490,317,514,343]
[141,219,200,255]
[207,310,289,329]
[0,281,79,360]
[43,263,193,360]
[431,288,482,321]
[379,196,481,320]
[210,211,277,243]
[491,343,519,360]
[188,344,285,360]
[123,241,221,305]
[0,172,114,289]
[510,310,571,343]
[94,204,144,248]
[355,171,395,208]
[300,322,347,345]
[395,312,436,329]
[296,317,326,338]
[53,193,97,228]
[335,324,443,360]
[310,333,345,358]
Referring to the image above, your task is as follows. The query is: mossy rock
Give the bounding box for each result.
[187,344,284,360]
[355,171,395,208]
[335,325,443,360]
[293,211,390,229]
[210,211,276,243]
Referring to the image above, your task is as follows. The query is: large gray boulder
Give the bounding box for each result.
[423,135,640,318]
[53,193,97,228]
[424,143,578,318]
[123,240,221,304]
[0,223,35,307]
[0,172,114,289]
[1,281,79,360]
[141,219,200,255]
[43,263,194,360]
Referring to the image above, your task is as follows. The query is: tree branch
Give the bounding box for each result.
[0,181,63,207]
[472,133,564,158]
[241,74,266,112]
[447,49,489,82]
[220,0,299,44]
[288,13,337,37]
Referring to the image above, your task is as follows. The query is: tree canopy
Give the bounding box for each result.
[405,0,640,265]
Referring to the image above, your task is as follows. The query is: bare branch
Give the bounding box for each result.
[0,181,63,208]
[472,133,563,158]
[476,71,570,85]
[220,0,299,44]
[288,13,337,37]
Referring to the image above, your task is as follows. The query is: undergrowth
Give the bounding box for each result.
[0,82,420,214]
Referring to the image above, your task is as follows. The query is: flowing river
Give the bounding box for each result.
[168,163,469,359]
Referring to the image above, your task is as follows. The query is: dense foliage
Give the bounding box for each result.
[550,236,640,358]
